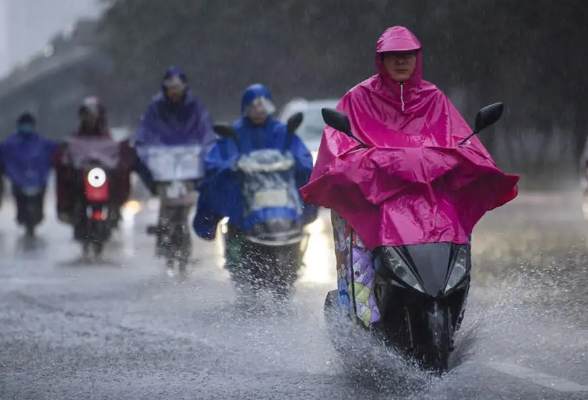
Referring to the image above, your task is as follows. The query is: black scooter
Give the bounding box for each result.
[74,161,115,260]
[322,103,504,374]
[14,185,45,237]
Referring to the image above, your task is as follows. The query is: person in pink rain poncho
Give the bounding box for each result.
[300,26,519,327]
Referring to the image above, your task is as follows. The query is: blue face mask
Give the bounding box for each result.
[18,124,35,134]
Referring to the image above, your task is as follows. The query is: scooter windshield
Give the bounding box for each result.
[237,149,302,224]
[141,144,205,182]
[66,136,121,170]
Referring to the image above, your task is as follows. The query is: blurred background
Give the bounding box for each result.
[3,2,588,399]
[0,0,584,190]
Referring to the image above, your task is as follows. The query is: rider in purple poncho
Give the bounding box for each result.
[133,66,216,256]
[134,66,216,193]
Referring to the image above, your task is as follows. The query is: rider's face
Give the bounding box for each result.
[166,87,184,102]
[82,112,98,128]
[249,109,268,126]
[383,51,417,83]
[247,98,271,126]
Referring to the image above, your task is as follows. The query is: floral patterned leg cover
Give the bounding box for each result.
[331,210,381,327]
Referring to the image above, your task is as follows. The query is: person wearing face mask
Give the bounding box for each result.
[52,97,135,230]
[0,113,56,233]
[193,84,317,269]
[300,27,518,330]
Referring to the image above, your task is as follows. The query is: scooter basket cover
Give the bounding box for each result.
[237,149,303,223]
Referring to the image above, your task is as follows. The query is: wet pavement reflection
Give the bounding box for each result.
[1,194,588,399]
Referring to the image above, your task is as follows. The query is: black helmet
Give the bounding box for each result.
[17,112,36,126]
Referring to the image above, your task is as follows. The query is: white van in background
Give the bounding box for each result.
[278,98,339,165]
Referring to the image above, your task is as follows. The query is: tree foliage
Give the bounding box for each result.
[99,0,588,182]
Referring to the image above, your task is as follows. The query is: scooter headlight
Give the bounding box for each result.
[445,246,468,292]
[382,247,424,293]
[87,168,106,188]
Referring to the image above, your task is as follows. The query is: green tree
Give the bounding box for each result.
[99,0,588,182]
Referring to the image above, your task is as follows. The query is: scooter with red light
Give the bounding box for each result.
[75,162,115,260]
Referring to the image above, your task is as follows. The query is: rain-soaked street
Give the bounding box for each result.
[2,192,588,399]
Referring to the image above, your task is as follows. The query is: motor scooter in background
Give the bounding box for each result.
[213,112,310,300]
[73,160,115,259]
[143,145,203,275]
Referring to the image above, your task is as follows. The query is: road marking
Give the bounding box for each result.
[485,362,588,392]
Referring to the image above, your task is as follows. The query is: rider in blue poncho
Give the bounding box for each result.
[0,113,57,228]
[193,84,318,252]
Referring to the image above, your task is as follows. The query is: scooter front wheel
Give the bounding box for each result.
[25,223,35,237]
[412,303,452,375]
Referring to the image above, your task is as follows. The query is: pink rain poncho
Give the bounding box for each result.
[300,26,519,250]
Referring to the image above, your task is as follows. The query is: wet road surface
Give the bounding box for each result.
[1,193,588,399]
